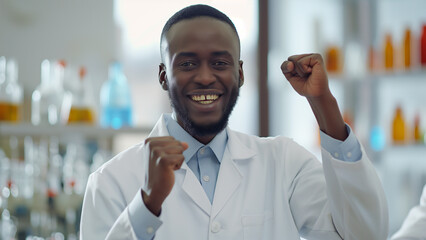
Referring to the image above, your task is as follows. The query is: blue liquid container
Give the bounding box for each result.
[370,126,385,152]
[100,62,133,129]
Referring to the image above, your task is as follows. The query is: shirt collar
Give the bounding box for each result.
[165,114,227,163]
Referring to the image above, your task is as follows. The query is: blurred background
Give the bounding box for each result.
[0,0,425,239]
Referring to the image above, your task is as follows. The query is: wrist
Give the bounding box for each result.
[307,93,347,141]
[141,189,162,216]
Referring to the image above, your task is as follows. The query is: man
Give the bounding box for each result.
[80,4,388,240]
[391,185,426,239]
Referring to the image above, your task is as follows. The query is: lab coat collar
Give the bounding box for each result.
[149,114,256,160]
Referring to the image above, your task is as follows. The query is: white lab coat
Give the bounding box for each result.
[391,185,426,240]
[80,114,388,240]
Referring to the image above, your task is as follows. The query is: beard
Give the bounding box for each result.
[168,86,239,138]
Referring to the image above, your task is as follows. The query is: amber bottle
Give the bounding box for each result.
[392,105,406,144]
[414,113,423,143]
[384,34,394,70]
[403,28,411,69]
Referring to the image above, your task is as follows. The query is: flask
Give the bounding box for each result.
[392,105,406,144]
[421,24,426,66]
[31,60,66,125]
[0,57,22,122]
[100,62,133,129]
[67,66,96,124]
[403,28,411,69]
[384,34,394,70]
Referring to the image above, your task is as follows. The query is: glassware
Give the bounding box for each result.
[421,24,426,66]
[100,62,133,129]
[392,105,406,144]
[31,60,70,126]
[403,28,412,69]
[67,66,96,124]
[384,34,394,70]
[0,57,23,122]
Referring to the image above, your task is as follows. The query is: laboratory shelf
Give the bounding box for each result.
[0,123,152,138]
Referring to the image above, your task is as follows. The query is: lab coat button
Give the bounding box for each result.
[203,175,210,182]
[211,221,221,233]
[146,226,154,234]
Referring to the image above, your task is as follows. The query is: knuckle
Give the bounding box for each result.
[151,147,162,158]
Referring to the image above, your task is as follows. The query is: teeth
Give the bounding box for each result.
[191,94,219,104]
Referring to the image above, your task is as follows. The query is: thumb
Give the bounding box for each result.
[181,142,189,150]
[281,61,294,74]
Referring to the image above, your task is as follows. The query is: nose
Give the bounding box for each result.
[194,63,215,86]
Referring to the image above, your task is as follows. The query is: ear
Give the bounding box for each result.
[238,60,244,87]
[158,63,168,91]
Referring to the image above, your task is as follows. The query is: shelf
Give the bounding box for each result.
[381,144,426,155]
[0,123,152,138]
[327,67,426,81]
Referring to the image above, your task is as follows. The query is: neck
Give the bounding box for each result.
[194,134,216,145]
[175,117,219,145]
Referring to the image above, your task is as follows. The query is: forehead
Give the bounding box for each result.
[164,17,240,59]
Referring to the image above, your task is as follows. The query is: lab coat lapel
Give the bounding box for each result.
[211,128,256,219]
[147,114,170,138]
[177,163,211,216]
[149,114,212,215]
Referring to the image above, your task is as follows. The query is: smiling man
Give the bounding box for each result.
[80,4,388,240]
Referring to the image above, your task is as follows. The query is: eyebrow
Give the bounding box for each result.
[175,52,197,58]
[175,51,233,59]
[211,51,232,58]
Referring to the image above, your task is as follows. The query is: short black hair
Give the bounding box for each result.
[160,4,240,62]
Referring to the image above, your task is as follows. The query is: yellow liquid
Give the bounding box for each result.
[326,46,341,73]
[0,102,20,122]
[384,35,394,70]
[404,29,411,68]
[68,107,95,124]
[392,108,405,144]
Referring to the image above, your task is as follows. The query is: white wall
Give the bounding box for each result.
[0,0,118,121]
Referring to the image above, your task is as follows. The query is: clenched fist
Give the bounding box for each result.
[143,136,188,216]
[281,53,330,98]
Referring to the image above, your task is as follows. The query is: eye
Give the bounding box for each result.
[181,61,195,67]
[178,61,197,71]
[212,60,230,69]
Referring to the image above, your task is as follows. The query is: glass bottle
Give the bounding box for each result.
[403,28,411,69]
[421,24,426,66]
[384,34,394,70]
[67,66,96,124]
[414,113,422,143]
[392,105,406,144]
[325,45,341,73]
[31,60,66,126]
[100,62,133,129]
[0,57,22,122]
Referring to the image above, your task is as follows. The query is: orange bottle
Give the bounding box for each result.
[392,105,406,144]
[384,34,394,70]
[414,113,423,143]
[403,28,411,69]
[326,46,341,73]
